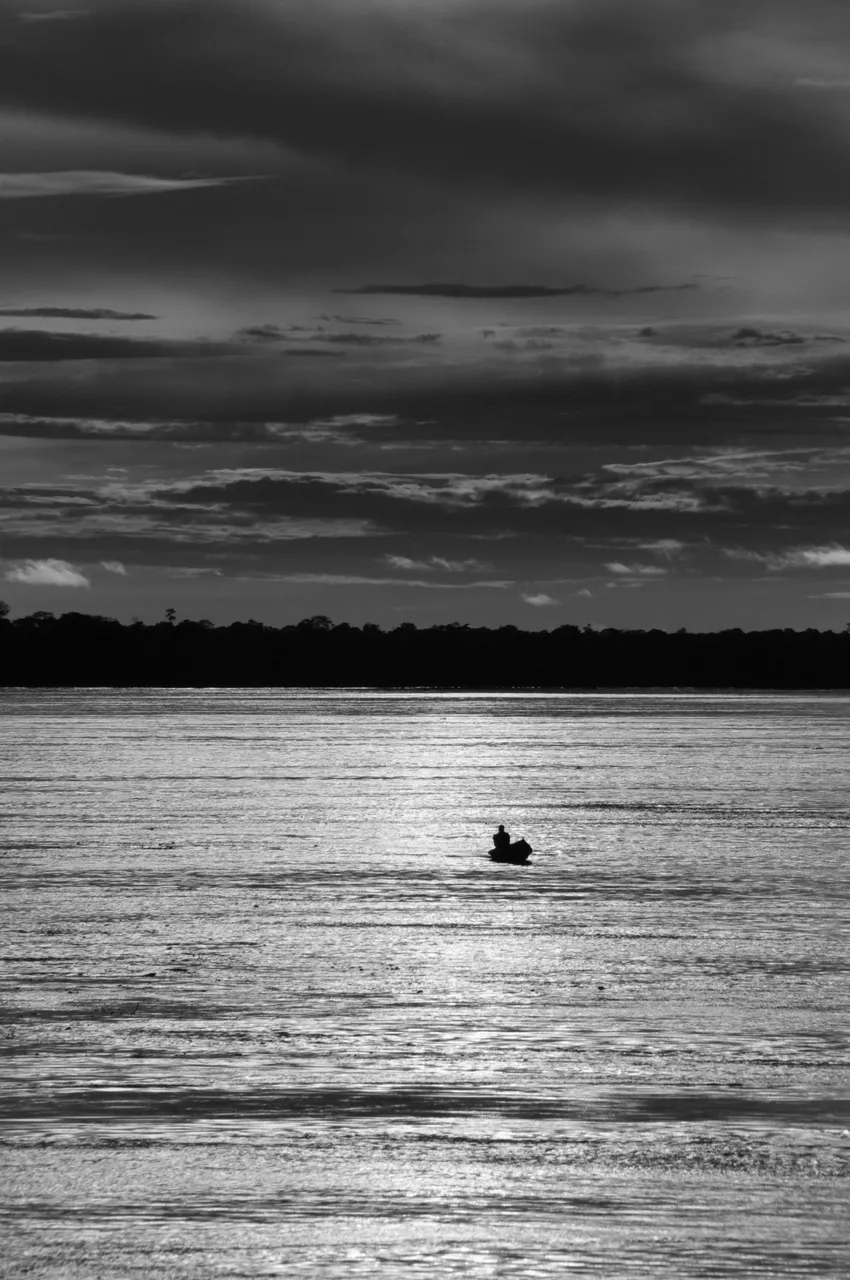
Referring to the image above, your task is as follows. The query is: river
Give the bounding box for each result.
[2,689,848,1276]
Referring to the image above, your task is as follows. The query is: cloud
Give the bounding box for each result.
[267,413,402,445]
[236,324,287,344]
[235,322,432,353]
[385,554,490,572]
[320,414,400,430]
[730,326,842,348]
[100,559,127,574]
[255,573,511,589]
[638,538,686,558]
[522,592,559,606]
[633,323,844,353]
[732,326,804,348]
[605,562,668,576]
[4,557,89,586]
[0,408,402,444]
[319,314,399,327]
[796,78,850,91]
[0,411,200,439]
[739,544,850,570]
[0,171,261,199]
[166,566,222,578]
[0,329,233,361]
[510,326,576,338]
[603,444,850,487]
[0,306,156,320]
[282,348,346,358]
[234,323,441,349]
[321,331,442,346]
[490,336,554,352]
[340,282,698,299]
[18,9,89,21]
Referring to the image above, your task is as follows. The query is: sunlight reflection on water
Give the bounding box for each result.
[1,689,849,1276]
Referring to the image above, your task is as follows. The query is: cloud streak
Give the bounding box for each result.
[605,562,668,576]
[729,544,850,570]
[0,171,261,199]
[340,282,699,299]
[0,306,156,320]
[18,9,90,22]
[256,573,511,590]
[385,554,490,572]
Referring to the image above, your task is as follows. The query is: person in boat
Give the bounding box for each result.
[492,824,511,852]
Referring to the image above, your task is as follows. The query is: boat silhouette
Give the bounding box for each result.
[489,838,532,865]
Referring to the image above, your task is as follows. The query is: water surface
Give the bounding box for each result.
[2,689,848,1276]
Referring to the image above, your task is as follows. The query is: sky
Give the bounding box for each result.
[2,0,850,629]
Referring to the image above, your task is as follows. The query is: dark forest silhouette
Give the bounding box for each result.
[1,604,848,687]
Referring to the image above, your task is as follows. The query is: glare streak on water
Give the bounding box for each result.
[1,689,848,1277]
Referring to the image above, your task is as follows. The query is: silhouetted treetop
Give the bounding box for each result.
[1,609,847,689]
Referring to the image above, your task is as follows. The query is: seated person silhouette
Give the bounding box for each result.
[492,824,511,852]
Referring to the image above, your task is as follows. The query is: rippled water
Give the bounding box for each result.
[2,688,849,1277]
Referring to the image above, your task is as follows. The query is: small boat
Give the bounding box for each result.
[489,838,532,865]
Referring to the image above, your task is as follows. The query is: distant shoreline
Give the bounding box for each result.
[3,611,849,690]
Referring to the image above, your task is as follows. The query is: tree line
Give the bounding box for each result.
[2,604,848,687]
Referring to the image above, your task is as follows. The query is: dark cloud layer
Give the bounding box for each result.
[0,328,234,361]
[0,305,157,320]
[320,332,441,347]
[3,348,850,447]
[282,348,346,359]
[320,314,399,327]
[235,324,289,344]
[148,469,850,548]
[3,0,850,222]
[236,324,441,347]
[339,283,699,299]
